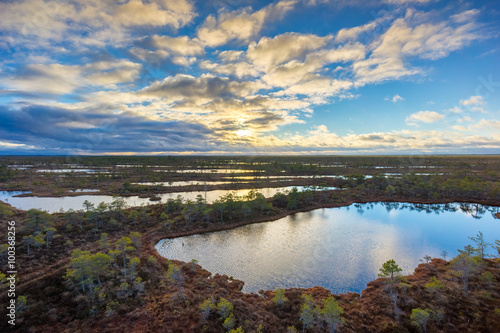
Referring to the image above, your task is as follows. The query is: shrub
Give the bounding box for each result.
[272,289,288,306]
[217,298,234,319]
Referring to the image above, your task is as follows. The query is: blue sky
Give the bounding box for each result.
[0,0,499,155]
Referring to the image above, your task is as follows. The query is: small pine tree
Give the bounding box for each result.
[272,289,288,306]
[217,298,234,319]
[411,308,430,333]
[321,296,345,333]
[166,263,184,298]
[378,259,403,281]
[200,298,216,320]
[300,295,314,333]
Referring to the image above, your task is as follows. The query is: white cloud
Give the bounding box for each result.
[386,94,404,103]
[451,9,480,23]
[447,106,463,114]
[275,78,353,99]
[199,60,259,78]
[406,110,444,124]
[197,1,296,47]
[0,0,197,47]
[247,32,333,69]
[354,9,483,84]
[460,95,485,106]
[459,95,486,112]
[470,119,500,131]
[148,35,204,56]
[0,59,142,95]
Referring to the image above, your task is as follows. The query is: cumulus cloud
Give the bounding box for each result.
[0,0,197,47]
[197,0,296,47]
[460,95,485,106]
[459,95,486,112]
[247,32,333,69]
[406,111,444,124]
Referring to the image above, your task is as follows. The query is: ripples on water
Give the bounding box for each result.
[156,203,500,294]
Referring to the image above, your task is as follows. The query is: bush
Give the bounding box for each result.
[217,298,234,319]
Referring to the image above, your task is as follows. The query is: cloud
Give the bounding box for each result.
[0,0,197,48]
[460,95,485,106]
[386,94,404,103]
[406,111,444,124]
[197,0,296,47]
[275,78,353,99]
[459,95,486,112]
[470,119,500,131]
[354,8,484,84]
[0,104,215,154]
[447,106,464,114]
[0,59,142,95]
[247,32,333,69]
[142,35,204,56]
[199,60,259,78]
[384,0,434,4]
[251,125,500,153]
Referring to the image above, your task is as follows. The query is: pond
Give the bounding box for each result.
[0,186,319,213]
[156,202,500,294]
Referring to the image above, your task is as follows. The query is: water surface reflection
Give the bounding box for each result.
[156,203,500,294]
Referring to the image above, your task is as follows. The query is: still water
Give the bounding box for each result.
[0,187,312,213]
[156,202,500,294]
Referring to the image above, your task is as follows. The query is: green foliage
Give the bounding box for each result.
[33,235,45,251]
[299,294,314,332]
[420,255,432,264]
[22,235,35,255]
[272,289,288,306]
[480,271,496,286]
[147,256,157,265]
[0,244,9,265]
[411,308,431,333]
[228,327,244,333]
[378,259,402,280]
[217,298,234,319]
[321,296,345,333]
[287,326,298,333]
[0,203,14,219]
[65,250,112,294]
[425,276,445,292]
[189,259,198,272]
[458,244,477,257]
[43,227,59,249]
[112,236,134,278]
[99,233,110,250]
[16,295,27,313]
[222,314,236,331]
[119,282,130,298]
[133,277,145,294]
[450,254,486,296]
[166,263,184,298]
[200,298,216,320]
[468,231,491,259]
[25,209,53,233]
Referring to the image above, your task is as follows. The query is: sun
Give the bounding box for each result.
[234,129,252,137]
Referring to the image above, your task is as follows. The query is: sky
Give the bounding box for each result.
[0,0,499,155]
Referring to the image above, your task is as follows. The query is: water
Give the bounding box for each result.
[0,186,313,213]
[132,181,234,186]
[156,202,500,294]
